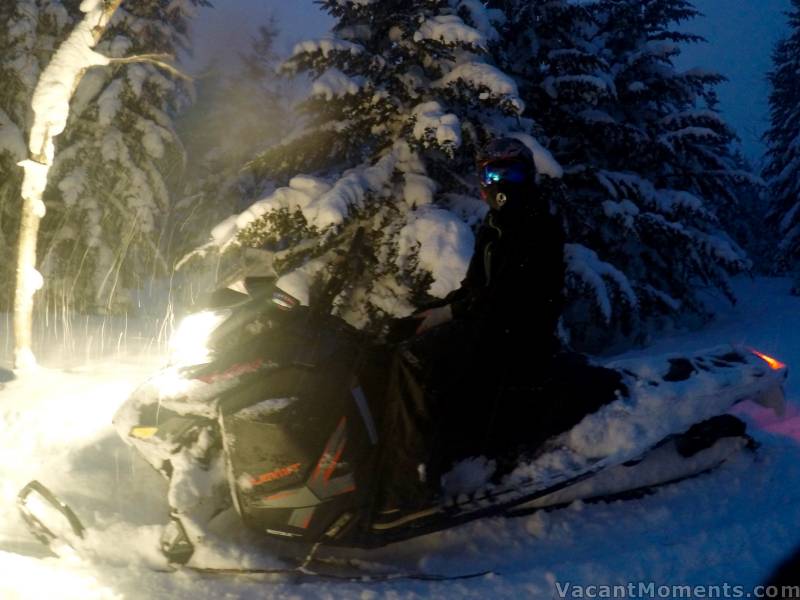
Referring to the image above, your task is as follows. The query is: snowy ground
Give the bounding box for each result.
[1,276,800,599]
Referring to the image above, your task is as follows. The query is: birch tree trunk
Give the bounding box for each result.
[13,0,122,369]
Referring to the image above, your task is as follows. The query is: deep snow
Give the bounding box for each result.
[1,276,800,599]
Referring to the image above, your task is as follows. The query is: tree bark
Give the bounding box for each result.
[12,194,42,369]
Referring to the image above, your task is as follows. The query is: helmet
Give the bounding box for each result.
[477,137,537,211]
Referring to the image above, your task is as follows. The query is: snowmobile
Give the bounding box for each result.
[17,229,789,572]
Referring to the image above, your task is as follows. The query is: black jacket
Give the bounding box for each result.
[434,194,566,353]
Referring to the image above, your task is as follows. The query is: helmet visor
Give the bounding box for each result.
[480,160,532,187]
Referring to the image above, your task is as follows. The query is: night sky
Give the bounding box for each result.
[679,0,790,164]
[192,0,792,164]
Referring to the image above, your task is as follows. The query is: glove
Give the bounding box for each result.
[415,305,453,335]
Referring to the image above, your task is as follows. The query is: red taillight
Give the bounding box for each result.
[751,349,786,371]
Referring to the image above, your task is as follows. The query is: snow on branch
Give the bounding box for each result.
[509,133,563,179]
[291,37,364,60]
[396,207,473,298]
[304,150,398,229]
[413,15,485,47]
[456,0,504,42]
[658,127,722,150]
[437,61,525,114]
[410,101,462,154]
[657,190,714,222]
[212,176,333,249]
[27,0,120,163]
[311,67,365,99]
[208,150,399,251]
[565,243,638,323]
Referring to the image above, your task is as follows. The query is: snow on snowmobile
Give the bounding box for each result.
[17,229,789,571]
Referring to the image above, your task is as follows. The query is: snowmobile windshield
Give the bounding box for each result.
[480,160,532,187]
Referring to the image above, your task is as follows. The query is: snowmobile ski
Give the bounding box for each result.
[17,480,85,553]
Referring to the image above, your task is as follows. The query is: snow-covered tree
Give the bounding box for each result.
[7,0,203,367]
[199,0,558,331]
[723,150,771,274]
[764,0,800,289]
[490,0,751,349]
[9,0,126,368]
[0,0,73,310]
[36,0,204,315]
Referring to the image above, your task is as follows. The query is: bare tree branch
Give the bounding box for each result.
[108,54,193,81]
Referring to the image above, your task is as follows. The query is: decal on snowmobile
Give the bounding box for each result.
[250,462,302,487]
[130,426,158,439]
[308,417,356,499]
[272,290,299,311]
[245,416,355,517]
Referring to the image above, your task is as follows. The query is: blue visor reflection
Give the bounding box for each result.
[481,162,530,186]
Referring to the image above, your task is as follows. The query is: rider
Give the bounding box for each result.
[376,137,570,520]
[415,137,566,354]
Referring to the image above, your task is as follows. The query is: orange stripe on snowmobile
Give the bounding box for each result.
[250,462,302,487]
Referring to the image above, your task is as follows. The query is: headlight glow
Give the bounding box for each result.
[169,310,230,366]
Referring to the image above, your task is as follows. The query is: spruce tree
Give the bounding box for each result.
[205,0,551,331]
[764,0,800,290]
[491,0,751,349]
